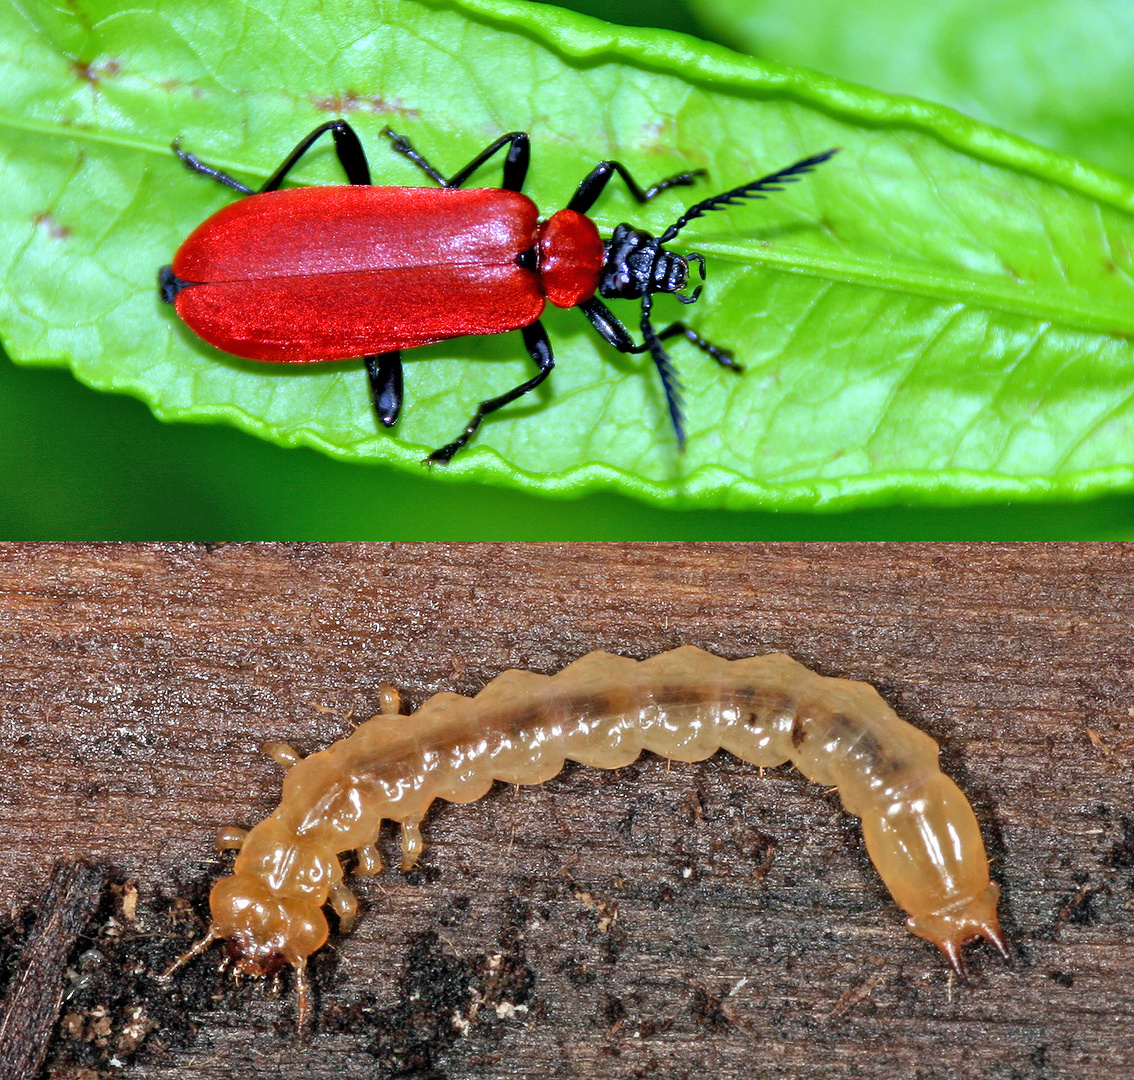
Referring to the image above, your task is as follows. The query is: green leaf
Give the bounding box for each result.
[690,0,1134,184]
[4,0,1134,511]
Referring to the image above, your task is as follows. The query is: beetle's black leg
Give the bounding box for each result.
[365,352,404,427]
[579,297,740,371]
[567,161,706,215]
[657,322,741,372]
[260,119,370,191]
[172,138,254,195]
[426,321,554,464]
[173,120,371,196]
[380,128,448,185]
[382,128,530,192]
[447,133,529,191]
[579,296,640,351]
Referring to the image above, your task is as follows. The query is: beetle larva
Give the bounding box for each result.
[166,647,1007,1026]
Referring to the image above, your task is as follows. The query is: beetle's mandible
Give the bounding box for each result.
[159,120,836,462]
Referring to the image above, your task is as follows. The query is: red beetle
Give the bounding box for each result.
[160,120,835,462]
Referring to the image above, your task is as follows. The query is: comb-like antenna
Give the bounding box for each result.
[660,148,839,244]
[640,294,686,449]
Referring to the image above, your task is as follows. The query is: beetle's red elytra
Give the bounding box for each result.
[160,121,836,462]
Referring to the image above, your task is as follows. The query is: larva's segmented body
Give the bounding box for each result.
[172,648,1007,1025]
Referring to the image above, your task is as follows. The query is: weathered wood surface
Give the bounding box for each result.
[0,860,108,1080]
[0,543,1130,1080]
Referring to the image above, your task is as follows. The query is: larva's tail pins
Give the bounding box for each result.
[163,648,1008,1030]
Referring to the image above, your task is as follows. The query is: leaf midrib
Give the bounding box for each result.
[697,239,1134,337]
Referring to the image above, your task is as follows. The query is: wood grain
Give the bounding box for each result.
[0,860,107,1080]
[0,543,1130,1079]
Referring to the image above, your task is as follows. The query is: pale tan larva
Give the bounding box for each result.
[167,647,1008,1026]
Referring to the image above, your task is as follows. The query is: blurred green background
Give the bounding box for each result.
[5,0,1134,538]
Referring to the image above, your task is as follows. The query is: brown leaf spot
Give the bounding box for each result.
[71,57,121,86]
[32,212,72,240]
[309,91,419,117]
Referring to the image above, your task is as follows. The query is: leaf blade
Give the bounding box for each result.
[2,0,1134,509]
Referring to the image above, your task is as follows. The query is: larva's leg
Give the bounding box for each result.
[378,683,404,716]
[159,926,221,980]
[215,826,248,851]
[293,958,313,1036]
[354,842,384,876]
[328,882,359,932]
[399,820,424,871]
[262,741,303,769]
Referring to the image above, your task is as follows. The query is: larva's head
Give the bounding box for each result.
[208,818,338,975]
[209,874,328,975]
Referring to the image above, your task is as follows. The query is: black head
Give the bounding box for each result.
[599,224,704,304]
[601,147,839,450]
